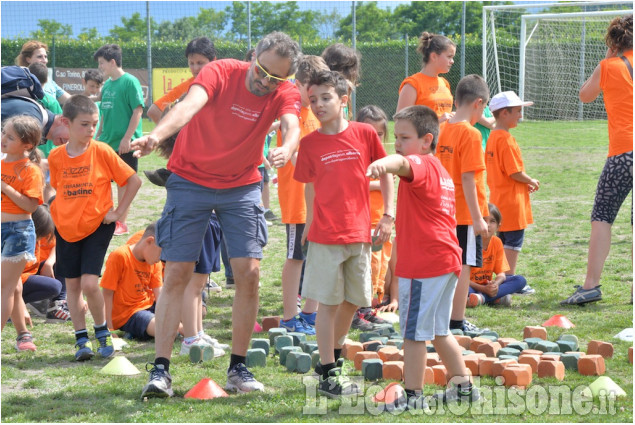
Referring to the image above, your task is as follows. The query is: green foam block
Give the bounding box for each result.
[369,336,388,345]
[451,328,464,336]
[360,332,380,343]
[251,338,270,356]
[362,358,383,381]
[556,340,578,353]
[498,347,521,358]
[286,351,311,373]
[301,341,318,354]
[523,337,544,349]
[274,335,294,354]
[506,342,529,351]
[387,339,404,350]
[246,348,267,367]
[481,330,499,340]
[534,341,560,353]
[287,332,306,346]
[268,328,287,346]
[561,352,581,371]
[279,346,301,366]
[311,351,321,368]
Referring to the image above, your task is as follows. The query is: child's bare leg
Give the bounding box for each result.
[146,318,156,337]
[1,259,26,329]
[65,277,85,330]
[432,335,471,385]
[584,221,612,289]
[403,339,427,391]
[183,272,206,337]
[303,298,319,314]
[117,185,130,225]
[81,274,105,325]
[282,258,303,320]
[504,248,520,275]
[315,303,338,365]
[333,300,357,350]
[451,265,471,324]
[11,285,29,335]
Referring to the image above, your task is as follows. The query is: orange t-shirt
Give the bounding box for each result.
[126,230,144,245]
[485,130,533,232]
[600,50,633,157]
[99,244,162,329]
[48,141,135,242]
[435,121,488,225]
[399,73,453,117]
[470,236,509,284]
[153,77,194,112]
[277,106,320,224]
[1,158,43,214]
[369,181,383,227]
[20,236,56,283]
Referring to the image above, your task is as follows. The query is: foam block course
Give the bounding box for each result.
[279,346,301,366]
[274,335,294,354]
[362,359,383,381]
[251,338,270,356]
[268,328,287,346]
[523,326,548,340]
[246,348,267,368]
[286,351,311,373]
[262,316,280,332]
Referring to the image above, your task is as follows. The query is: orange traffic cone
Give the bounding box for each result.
[542,314,575,328]
[184,378,229,399]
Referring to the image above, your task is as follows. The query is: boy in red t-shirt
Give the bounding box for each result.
[101,222,170,341]
[435,75,490,334]
[48,95,142,361]
[486,91,539,283]
[294,70,394,398]
[367,105,479,409]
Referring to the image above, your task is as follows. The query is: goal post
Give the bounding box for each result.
[483,1,632,121]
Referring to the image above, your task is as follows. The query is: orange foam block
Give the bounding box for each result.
[431,365,448,386]
[537,360,565,381]
[476,341,501,358]
[629,347,633,364]
[387,349,404,362]
[454,335,472,350]
[523,326,547,340]
[463,355,481,377]
[492,359,517,378]
[378,346,400,362]
[502,363,533,388]
[478,357,499,377]
[469,336,491,352]
[578,354,606,376]
[424,366,435,385]
[354,351,380,371]
[184,378,229,399]
[518,354,541,374]
[382,361,404,381]
[343,341,364,361]
[587,340,614,359]
[261,316,280,332]
[497,337,518,348]
[426,352,441,367]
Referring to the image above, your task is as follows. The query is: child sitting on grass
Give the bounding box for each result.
[366,104,479,410]
[467,203,527,308]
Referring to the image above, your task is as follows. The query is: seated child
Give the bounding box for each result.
[467,203,527,308]
[366,104,479,409]
[100,222,164,340]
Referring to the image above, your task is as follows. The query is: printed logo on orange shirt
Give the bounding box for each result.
[62,165,91,179]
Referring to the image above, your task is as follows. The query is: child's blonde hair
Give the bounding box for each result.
[356,105,388,143]
[2,115,42,165]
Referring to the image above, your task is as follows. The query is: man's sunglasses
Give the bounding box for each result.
[254,57,287,85]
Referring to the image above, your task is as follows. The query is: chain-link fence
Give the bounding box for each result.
[1,1,487,118]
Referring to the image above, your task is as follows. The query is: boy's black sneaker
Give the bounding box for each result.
[431,383,481,405]
[143,168,172,187]
[363,309,390,326]
[318,368,361,399]
[351,311,374,331]
[141,363,173,398]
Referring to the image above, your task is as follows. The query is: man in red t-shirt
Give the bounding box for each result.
[133,32,302,398]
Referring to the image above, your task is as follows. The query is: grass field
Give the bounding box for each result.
[1,119,632,422]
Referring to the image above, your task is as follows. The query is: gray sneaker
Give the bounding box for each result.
[225,363,264,393]
[493,294,512,307]
[141,363,173,398]
[560,285,602,306]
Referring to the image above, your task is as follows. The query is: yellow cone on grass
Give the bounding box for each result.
[580,376,627,399]
[100,356,141,376]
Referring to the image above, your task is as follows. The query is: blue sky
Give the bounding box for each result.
[0,1,408,39]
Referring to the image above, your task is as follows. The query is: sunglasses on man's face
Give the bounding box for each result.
[254,57,287,85]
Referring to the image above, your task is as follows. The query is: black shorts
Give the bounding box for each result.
[55,222,115,278]
[456,225,483,267]
[286,223,306,260]
[119,151,138,172]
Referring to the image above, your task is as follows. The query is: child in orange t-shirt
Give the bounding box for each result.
[467,204,528,308]
[354,105,393,330]
[101,222,165,340]
[486,91,539,282]
[435,74,490,334]
[397,32,455,119]
[277,55,328,335]
[48,95,142,361]
[1,115,44,350]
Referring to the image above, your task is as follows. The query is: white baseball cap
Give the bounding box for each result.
[489,91,534,112]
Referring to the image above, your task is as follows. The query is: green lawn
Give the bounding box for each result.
[1,120,632,422]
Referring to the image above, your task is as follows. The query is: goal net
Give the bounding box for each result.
[483,1,632,121]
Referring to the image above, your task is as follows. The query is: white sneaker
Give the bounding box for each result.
[201,333,230,352]
[179,338,214,363]
[225,363,264,393]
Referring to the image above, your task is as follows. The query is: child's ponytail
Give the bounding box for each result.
[417,31,455,65]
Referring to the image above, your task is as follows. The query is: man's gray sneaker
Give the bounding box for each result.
[141,363,173,398]
[225,363,264,393]
[560,285,602,306]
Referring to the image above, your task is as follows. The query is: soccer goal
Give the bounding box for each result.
[483,1,632,121]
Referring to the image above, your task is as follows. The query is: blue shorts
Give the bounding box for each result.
[1,219,36,262]
[399,273,458,341]
[120,308,154,340]
[157,173,267,262]
[194,213,222,274]
[499,229,525,251]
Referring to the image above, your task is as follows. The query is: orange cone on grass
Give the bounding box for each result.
[542,315,575,329]
[184,378,229,399]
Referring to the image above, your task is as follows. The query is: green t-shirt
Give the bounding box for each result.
[474,105,493,152]
[37,94,62,158]
[98,73,145,151]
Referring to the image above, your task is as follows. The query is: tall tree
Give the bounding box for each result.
[30,19,73,42]
[315,8,341,40]
[77,27,100,42]
[109,12,157,42]
[336,2,399,41]
[394,1,484,37]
